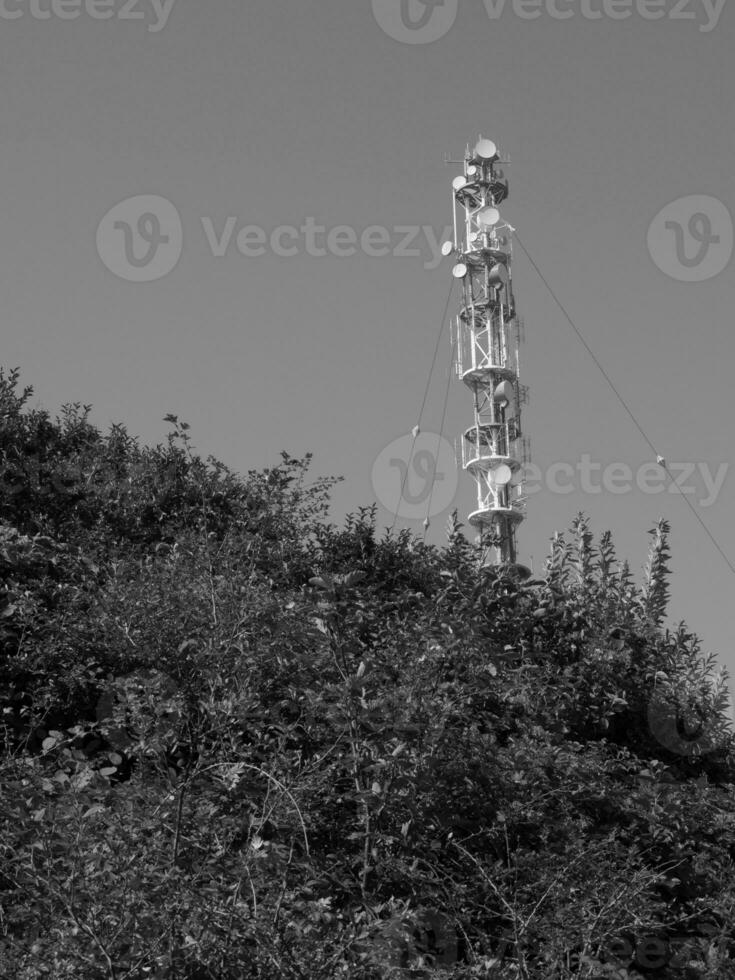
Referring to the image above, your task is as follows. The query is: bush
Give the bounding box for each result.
[1,368,734,979]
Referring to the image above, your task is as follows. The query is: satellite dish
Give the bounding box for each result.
[475,138,498,161]
[489,464,512,486]
[441,241,454,257]
[477,207,500,228]
[494,380,515,408]
[467,165,477,176]
[488,263,505,288]
[452,262,468,279]
[452,176,467,191]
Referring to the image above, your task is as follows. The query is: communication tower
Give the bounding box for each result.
[447,137,530,574]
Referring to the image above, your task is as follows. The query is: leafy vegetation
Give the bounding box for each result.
[1,366,734,979]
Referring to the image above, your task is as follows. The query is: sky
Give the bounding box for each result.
[1,0,734,706]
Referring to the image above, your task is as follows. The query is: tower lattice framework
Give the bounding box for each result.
[449,137,530,572]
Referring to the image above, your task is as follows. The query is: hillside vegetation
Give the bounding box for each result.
[1,367,734,979]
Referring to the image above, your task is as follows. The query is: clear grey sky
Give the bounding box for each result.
[2,0,734,692]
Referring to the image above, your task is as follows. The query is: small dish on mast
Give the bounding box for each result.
[494,380,515,408]
[474,138,498,161]
[489,464,513,486]
[477,206,500,228]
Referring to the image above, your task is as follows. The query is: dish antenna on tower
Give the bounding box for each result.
[477,206,500,228]
[494,380,515,409]
[489,464,513,486]
[474,138,498,161]
[488,264,506,288]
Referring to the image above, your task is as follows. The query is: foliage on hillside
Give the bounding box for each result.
[1,367,734,979]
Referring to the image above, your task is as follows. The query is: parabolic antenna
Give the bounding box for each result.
[487,263,506,288]
[441,241,454,257]
[475,138,498,161]
[452,176,467,191]
[477,206,500,228]
[452,262,468,279]
[489,464,512,486]
[467,165,477,176]
[494,380,515,408]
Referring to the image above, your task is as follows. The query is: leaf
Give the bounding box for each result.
[99,766,117,777]
[72,768,94,790]
[82,804,105,819]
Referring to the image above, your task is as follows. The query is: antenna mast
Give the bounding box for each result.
[449,137,530,575]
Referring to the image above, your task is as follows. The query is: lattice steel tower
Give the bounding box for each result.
[448,137,530,573]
